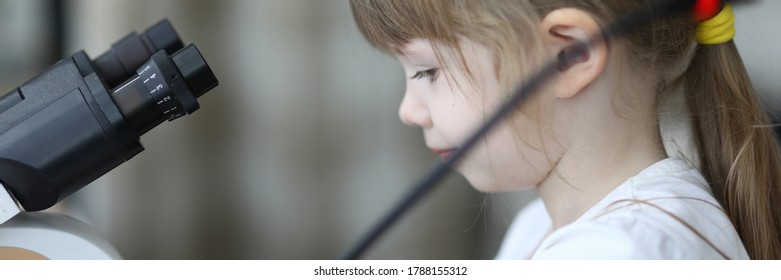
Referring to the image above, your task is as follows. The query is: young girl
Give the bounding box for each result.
[350,0,781,259]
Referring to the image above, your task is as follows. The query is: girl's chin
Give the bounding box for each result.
[458,170,535,192]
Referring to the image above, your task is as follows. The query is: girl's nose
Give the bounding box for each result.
[398,89,432,128]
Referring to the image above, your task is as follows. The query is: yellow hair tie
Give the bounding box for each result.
[696,4,735,45]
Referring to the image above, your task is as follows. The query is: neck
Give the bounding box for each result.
[537,130,666,229]
[537,79,666,230]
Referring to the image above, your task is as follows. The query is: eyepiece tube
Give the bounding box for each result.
[94,19,184,88]
[111,44,218,136]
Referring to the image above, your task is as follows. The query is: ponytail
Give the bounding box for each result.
[685,42,781,259]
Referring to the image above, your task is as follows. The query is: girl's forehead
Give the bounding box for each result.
[400,39,435,58]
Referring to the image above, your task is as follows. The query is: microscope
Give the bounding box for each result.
[0,19,218,258]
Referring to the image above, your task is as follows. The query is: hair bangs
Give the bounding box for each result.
[350,0,456,54]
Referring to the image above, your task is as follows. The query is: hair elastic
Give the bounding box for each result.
[696,3,735,45]
[693,0,722,22]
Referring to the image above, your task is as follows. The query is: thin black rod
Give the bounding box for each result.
[47,0,67,64]
[339,0,697,260]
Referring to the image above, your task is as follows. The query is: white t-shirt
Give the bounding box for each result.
[495,158,749,259]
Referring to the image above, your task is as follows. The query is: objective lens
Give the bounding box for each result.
[111,44,217,136]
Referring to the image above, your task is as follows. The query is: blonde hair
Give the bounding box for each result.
[350,0,781,259]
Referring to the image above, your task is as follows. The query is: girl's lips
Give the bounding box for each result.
[430,148,457,161]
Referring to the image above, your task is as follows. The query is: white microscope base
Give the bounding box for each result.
[0,212,121,260]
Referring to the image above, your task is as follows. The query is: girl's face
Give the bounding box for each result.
[395,38,560,192]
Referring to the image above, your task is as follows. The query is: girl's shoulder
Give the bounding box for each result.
[495,198,549,260]
[533,158,749,259]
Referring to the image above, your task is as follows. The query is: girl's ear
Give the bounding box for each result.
[539,8,607,99]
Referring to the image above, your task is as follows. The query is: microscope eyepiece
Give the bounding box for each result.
[173,44,218,98]
[143,20,186,55]
[93,19,184,88]
[111,44,217,136]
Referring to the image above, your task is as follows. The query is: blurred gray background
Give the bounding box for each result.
[0,0,778,259]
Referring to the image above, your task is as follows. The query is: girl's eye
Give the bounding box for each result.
[410,68,438,82]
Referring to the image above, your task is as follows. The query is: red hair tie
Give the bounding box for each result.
[693,0,723,22]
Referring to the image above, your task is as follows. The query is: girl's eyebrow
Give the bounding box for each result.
[400,40,432,58]
[400,48,423,59]
[401,48,437,64]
